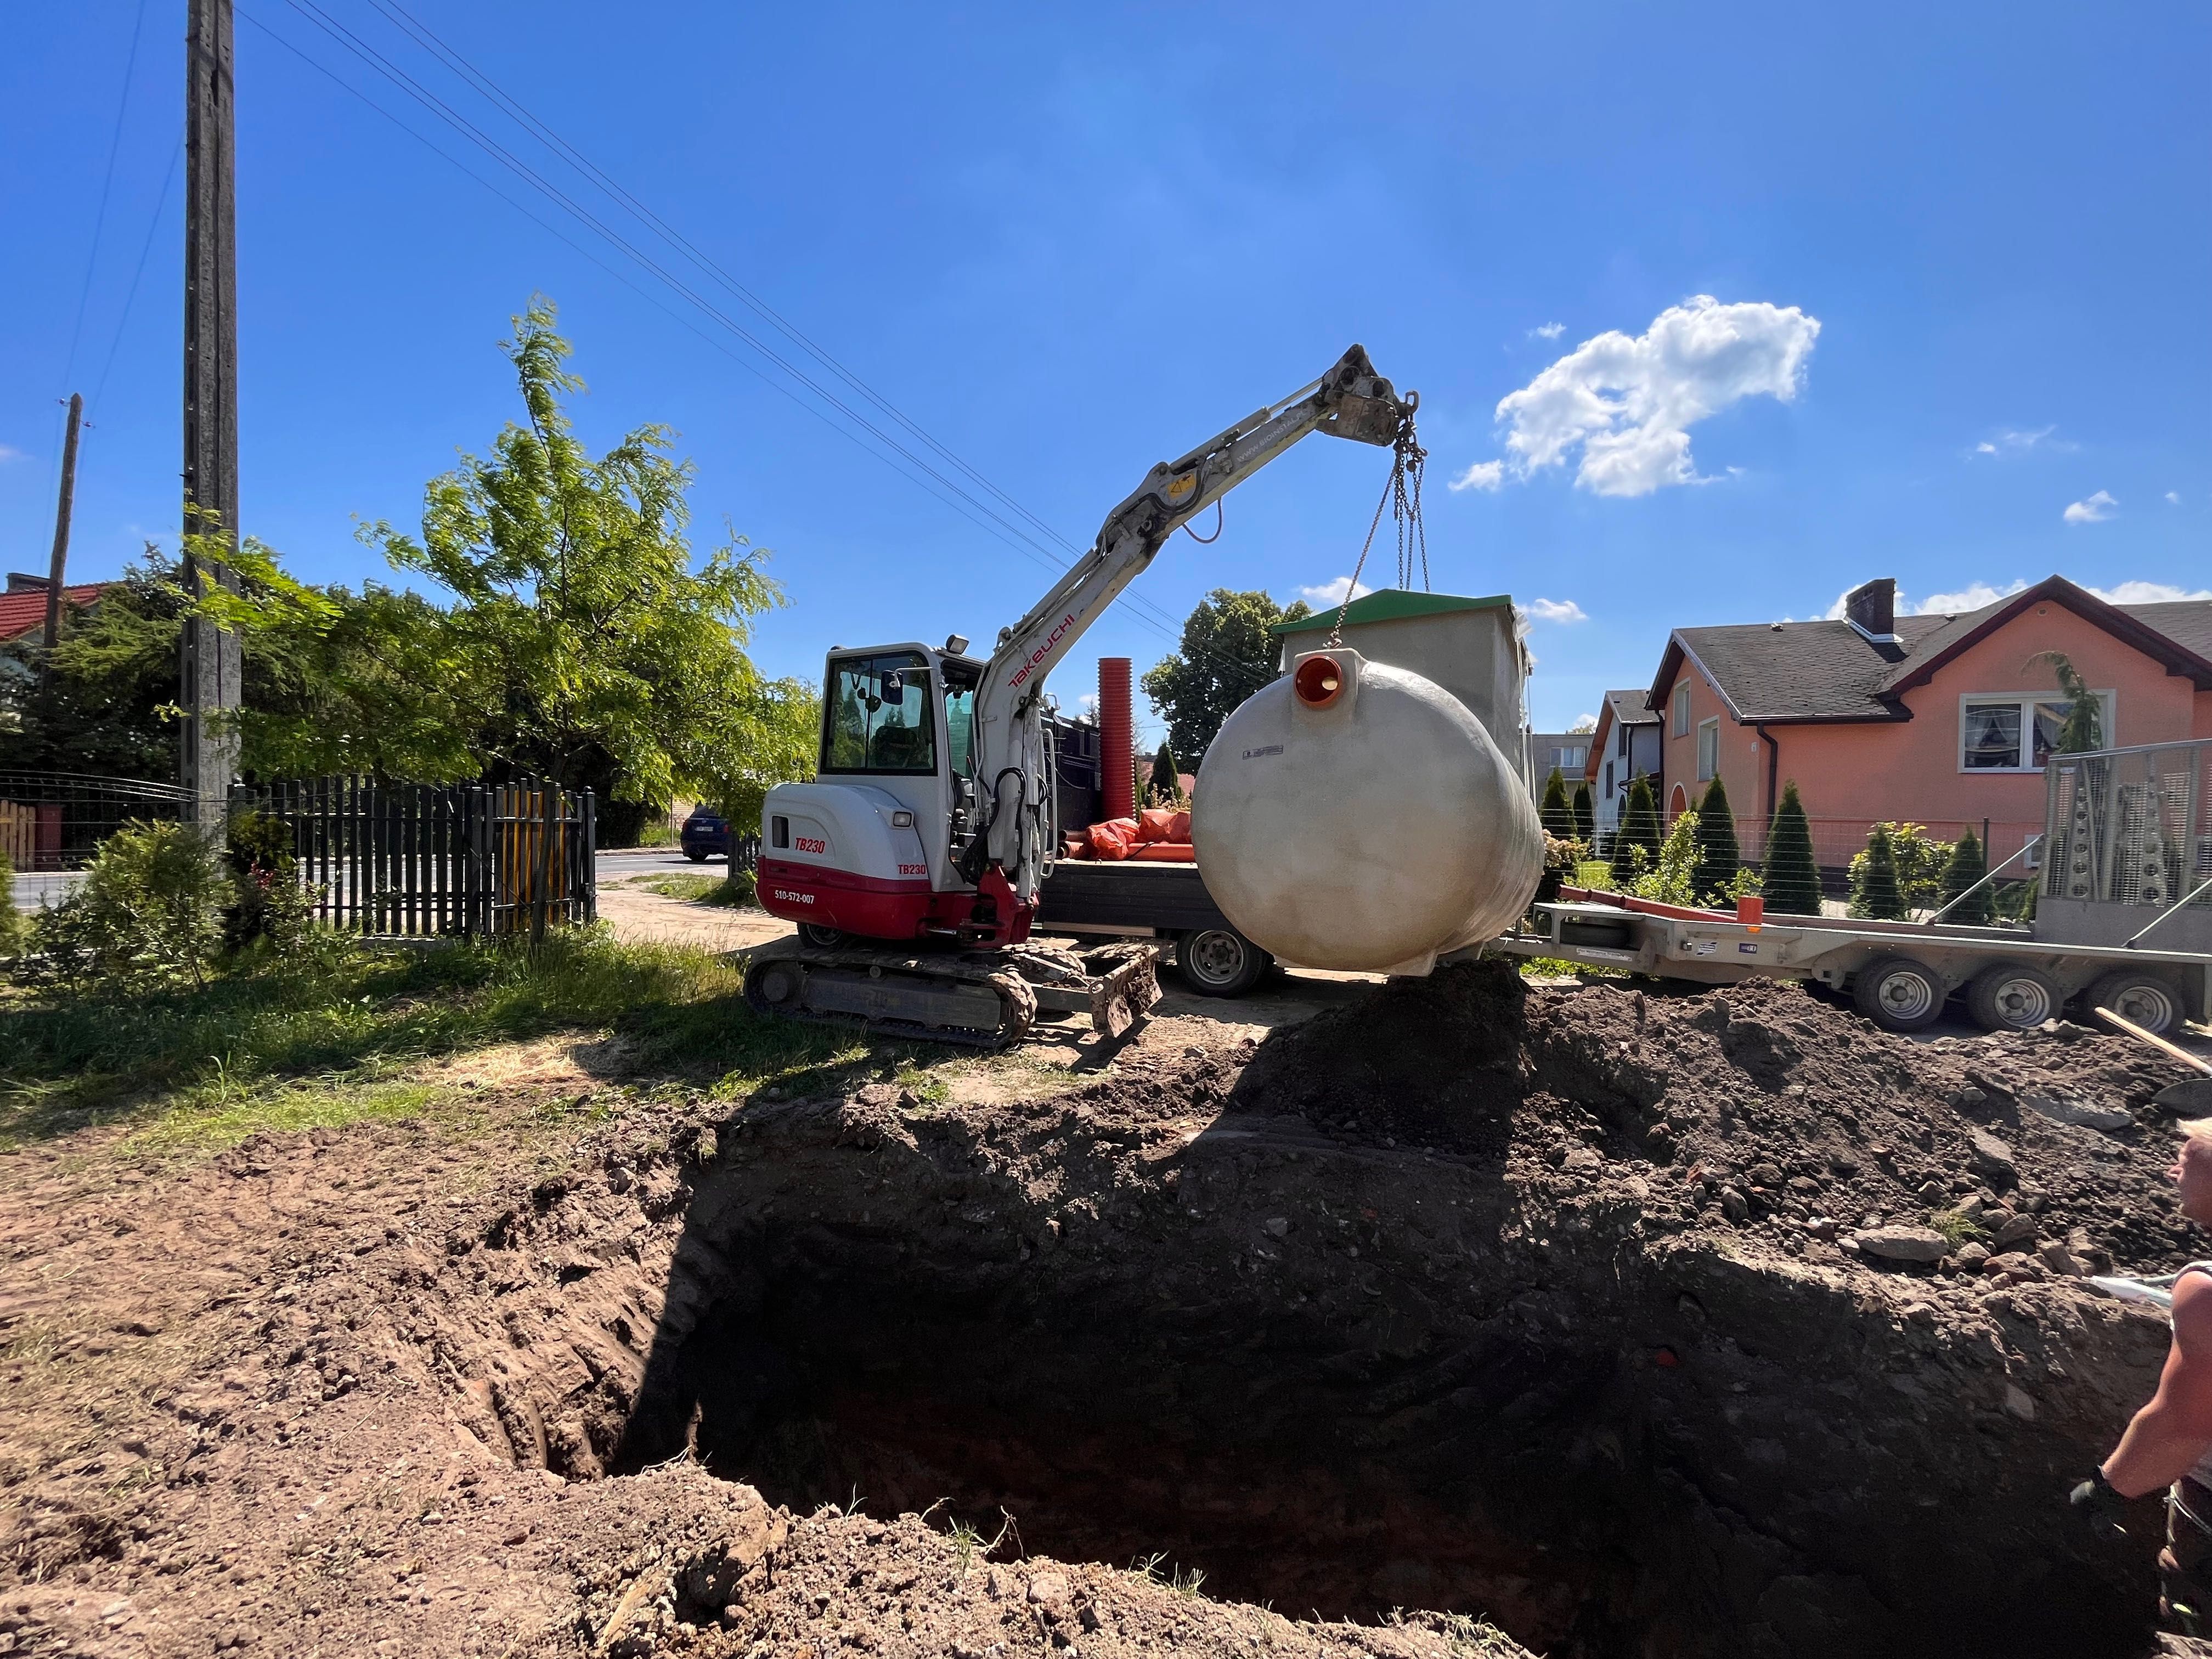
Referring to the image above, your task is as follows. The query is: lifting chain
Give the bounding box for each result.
[1324,414,1427,648]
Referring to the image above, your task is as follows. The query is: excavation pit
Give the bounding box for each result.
[430,967,2205,1658]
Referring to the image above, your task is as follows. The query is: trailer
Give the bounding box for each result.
[1492,737,2212,1035]
[1035,859,1273,997]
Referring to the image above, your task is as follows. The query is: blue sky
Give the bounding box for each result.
[4,3,2207,743]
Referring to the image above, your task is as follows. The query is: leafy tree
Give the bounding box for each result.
[1763,781,1821,915]
[1850,823,1908,920]
[1539,766,1573,835]
[1691,775,1741,902]
[1844,821,1950,909]
[29,820,228,990]
[2027,650,2103,753]
[1141,589,1311,762]
[1937,826,1995,924]
[1609,774,1662,887]
[1570,781,1594,843]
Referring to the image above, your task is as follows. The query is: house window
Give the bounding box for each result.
[1673,683,1691,736]
[1618,724,1630,758]
[1604,760,1615,798]
[1959,692,2115,771]
[1696,718,1719,782]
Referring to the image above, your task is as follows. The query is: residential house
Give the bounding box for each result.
[1645,574,2212,871]
[1526,730,1591,802]
[1582,689,1662,835]
[0,572,106,647]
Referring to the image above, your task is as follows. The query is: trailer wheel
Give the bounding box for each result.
[798,922,847,949]
[2085,970,2181,1036]
[1852,955,1947,1032]
[1965,963,2062,1032]
[1177,927,1271,997]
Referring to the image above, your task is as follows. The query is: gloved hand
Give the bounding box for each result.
[2069,1471,2130,1539]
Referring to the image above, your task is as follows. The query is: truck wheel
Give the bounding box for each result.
[2085,970,2181,1036]
[1852,955,1947,1032]
[798,922,846,950]
[1965,963,2061,1032]
[1177,927,1270,997]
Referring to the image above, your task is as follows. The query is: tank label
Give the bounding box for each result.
[1241,743,1284,760]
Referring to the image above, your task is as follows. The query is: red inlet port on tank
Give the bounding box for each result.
[1294,655,1344,708]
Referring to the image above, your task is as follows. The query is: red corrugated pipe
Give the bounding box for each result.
[1100,657,1134,822]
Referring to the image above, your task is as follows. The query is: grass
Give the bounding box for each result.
[634,872,755,907]
[0,926,961,1148]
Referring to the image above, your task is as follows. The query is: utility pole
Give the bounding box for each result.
[180,0,241,826]
[42,392,84,682]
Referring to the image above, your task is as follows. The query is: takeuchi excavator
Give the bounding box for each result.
[745,345,1418,1047]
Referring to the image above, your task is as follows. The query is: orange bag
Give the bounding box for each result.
[1165,808,1191,842]
[1086,818,1140,860]
[1135,807,1181,845]
[1130,842,1198,862]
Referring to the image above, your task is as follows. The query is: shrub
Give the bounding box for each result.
[720,865,758,906]
[30,820,228,989]
[1763,781,1821,916]
[223,809,315,953]
[1691,775,1741,903]
[1538,768,1573,836]
[1570,782,1594,844]
[1846,821,1951,910]
[0,850,24,962]
[1936,827,1994,924]
[1532,833,1590,912]
[1610,775,1662,887]
[1850,823,1908,921]
[1634,810,1700,907]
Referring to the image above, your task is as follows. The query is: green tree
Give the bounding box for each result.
[1609,774,1662,887]
[1148,741,1184,805]
[1570,780,1594,843]
[1850,823,1908,920]
[1691,775,1741,902]
[1634,810,1700,906]
[1539,766,1573,835]
[2027,651,2103,753]
[1937,826,1995,924]
[1763,781,1821,916]
[1141,589,1310,762]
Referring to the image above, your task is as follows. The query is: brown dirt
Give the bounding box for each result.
[3,967,2210,1658]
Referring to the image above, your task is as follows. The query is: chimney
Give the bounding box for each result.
[1844,578,1897,641]
[6,573,53,593]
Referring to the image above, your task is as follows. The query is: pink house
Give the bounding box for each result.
[1638,575,2212,869]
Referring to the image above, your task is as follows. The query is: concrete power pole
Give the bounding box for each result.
[180,0,241,825]
[42,392,84,682]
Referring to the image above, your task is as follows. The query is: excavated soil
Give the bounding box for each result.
[4,968,2212,1658]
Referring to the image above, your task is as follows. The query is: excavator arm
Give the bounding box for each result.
[964,344,1416,915]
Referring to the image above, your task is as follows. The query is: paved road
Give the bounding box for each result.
[8,871,83,911]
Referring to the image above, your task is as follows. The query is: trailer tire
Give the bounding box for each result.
[1965,962,2062,1032]
[1852,955,1947,1032]
[2084,970,2182,1036]
[1176,927,1271,998]
[798,923,847,950]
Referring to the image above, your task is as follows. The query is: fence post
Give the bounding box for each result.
[579,789,596,924]
[468,786,490,940]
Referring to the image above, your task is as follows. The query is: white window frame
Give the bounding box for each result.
[1696,716,1719,782]
[1956,690,2116,774]
[1673,682,1691,736]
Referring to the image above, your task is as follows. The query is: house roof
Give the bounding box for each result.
[1271,587,1514,636]
[0,583,105,643]
[1602,688,1658,727]
[1648,576,2212,724]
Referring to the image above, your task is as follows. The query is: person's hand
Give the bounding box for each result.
[2069,1471,2129,1540]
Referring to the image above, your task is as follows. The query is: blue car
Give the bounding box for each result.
[680,809,731,862]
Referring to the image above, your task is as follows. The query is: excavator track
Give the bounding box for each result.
[741,937,1160,1051]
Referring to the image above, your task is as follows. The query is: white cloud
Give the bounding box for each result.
[1299,576,1373,606]
[1909,580,2028,614]
[2063,490,2118,525]
[2085,580,2212,604]
[1524,597,1588,624]
[1568,714,1598,732]
[1464,295,1821,498]
[1970,426,2072,458]
[1530,322,1566,340]
[0,444,25,464]
[1448,459,1504,493]
[2168,491,2183,505]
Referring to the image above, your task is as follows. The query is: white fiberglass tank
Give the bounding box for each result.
[1192,648,1545,975]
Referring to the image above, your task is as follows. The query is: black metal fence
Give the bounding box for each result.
[731,832,762,872]
[0,772,196,870]
[231,777,595,939]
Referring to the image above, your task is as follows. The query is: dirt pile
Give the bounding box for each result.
[4,967,2209,1659]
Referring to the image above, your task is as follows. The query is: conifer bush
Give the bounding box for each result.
[1539,767,1574,836]
[1692,775,1741,903]
[1763,781,1822,915]
[1570,782,1594,843]
[1610,776,1663,887]
[1851,823,1909,920]
[1937,827,1995,924]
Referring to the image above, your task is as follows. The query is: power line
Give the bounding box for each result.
[90,138,182,419]
[62,0,152,392]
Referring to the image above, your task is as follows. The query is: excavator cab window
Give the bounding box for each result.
[941,663,979,780]
[822,652,937,775]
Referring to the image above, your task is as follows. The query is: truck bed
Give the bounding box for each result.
[1037,858,1234,937]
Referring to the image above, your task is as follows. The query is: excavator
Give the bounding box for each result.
[744,345,1418,1047]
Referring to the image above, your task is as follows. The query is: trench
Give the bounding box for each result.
[591,1204,2148,1659]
